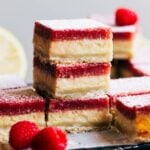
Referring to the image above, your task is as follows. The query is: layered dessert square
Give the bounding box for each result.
[90,15,138,59]
[0,86,45,128]
[114,94,150,141]
[33,19,113,63]
[47,95,112,132]
[0,75,26,89]
[34,57,111,99]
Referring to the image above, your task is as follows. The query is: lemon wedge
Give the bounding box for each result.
[0,27,27,79]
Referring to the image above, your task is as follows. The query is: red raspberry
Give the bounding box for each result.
[115,7,138,26]
[31,127,67,150]
[9,121,39,150]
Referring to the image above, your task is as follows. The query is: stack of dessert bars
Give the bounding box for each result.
[33,19,113,132]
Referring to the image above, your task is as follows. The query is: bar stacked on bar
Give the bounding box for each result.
[33,19,113,132]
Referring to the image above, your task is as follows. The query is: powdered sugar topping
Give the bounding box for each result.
[37,19,110,30]
[0,87,44,104]
[109,77,150,96]
[118,94,150,108]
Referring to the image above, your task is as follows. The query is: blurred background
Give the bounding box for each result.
[0,0,149,82]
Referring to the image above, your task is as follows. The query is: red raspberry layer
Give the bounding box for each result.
[34,57,111,78]
[116,98,136,119]
[34,21,112,41]
[116,94,150,120]
[113,32,134,40]
[0,87,45,115]
[49,96,109,112]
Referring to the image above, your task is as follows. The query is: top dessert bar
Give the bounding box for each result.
[33,19,113,63]
[0,75,26,89]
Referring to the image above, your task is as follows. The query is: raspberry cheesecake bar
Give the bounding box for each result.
[33,19,113,63]
[90,8,139,59]
[47,95,112,132]
[115,94,150,141]
[0,86,45,128]
[33,19,113,99]
[34,57,111,99]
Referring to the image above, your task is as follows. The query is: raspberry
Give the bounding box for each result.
[115,7,138,26]
[31,127,67,150]
[9,121,39,150]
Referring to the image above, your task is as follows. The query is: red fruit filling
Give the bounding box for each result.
[34,57,111,78]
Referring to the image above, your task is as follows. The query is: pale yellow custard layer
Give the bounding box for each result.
[0,112,45,128]
[33,34,113,63]
[113,39,135,59]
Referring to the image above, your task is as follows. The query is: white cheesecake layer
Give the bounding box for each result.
[0,112,45,128]
[48,109,112,133]
[34,67,110,99]
[33,34,113,63]
[113,40,135,59]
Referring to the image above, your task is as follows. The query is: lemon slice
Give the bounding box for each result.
[0,27,27,79]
